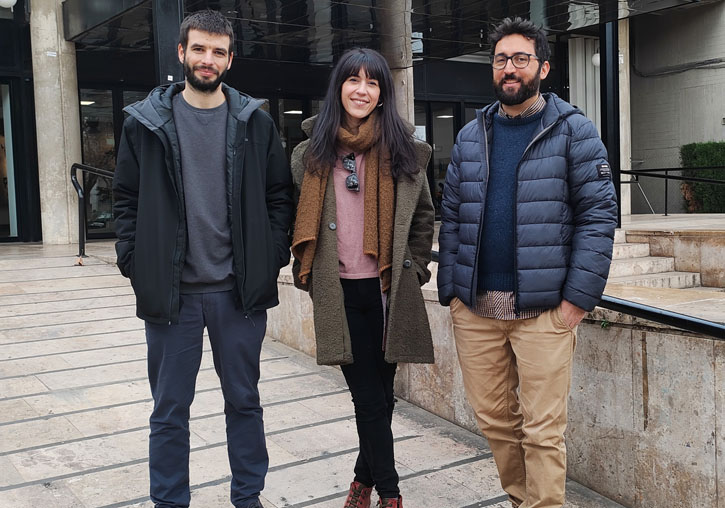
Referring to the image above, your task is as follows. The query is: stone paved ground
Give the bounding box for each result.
[0,243,623,508]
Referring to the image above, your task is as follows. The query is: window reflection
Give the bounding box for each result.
[1,83,17,238]
[80,89,115,236]
[278,98,305,159]
[430,102,455,215]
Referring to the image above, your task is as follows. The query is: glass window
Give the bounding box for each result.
[414,102,427,143]
[80,89,115,236]
[278,98,305,159]
[464,105,480,125]
[122,90,149,116]
[1,84,17,238]
[430,102,456,214]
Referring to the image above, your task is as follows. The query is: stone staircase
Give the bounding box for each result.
[606,229,701,288]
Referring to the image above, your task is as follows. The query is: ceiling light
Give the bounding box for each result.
[436,115,454,119]
[284,110,303,115]
[80,101,96,106]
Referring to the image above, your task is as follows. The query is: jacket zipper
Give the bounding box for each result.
[471,109,491,305]
[511,118,560,314]
[232,141,249,317]
[153,128,185,325]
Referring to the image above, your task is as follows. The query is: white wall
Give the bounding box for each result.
[630,2,725,214]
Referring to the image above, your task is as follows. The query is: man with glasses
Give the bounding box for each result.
[437,17,617,508]
[113,10,293,508]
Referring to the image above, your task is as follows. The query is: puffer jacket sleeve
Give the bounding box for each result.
[562,115,618,311]
[113,118,140,279]
[437,135,463,306]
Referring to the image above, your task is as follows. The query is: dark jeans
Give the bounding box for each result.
[340,278,399,499]
[145,291,268,508]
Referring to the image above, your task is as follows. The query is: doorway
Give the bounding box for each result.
[0,83,17,238]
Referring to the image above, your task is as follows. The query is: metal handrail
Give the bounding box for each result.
[620,166,725,216]
[70,163,115,259]
[430,251,725,340]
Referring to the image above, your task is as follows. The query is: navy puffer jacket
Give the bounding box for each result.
[437,93,617,312]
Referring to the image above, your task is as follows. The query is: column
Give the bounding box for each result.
[378,0,414,123]
[30,0,82,244]
[618,19,632,216]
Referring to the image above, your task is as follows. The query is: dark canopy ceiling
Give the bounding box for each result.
[64,0,720,64]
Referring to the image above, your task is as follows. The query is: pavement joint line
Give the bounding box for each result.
[0,388,350,456]
[0,385,344,430]
[0,313,138,332]
[0,413,360,492]
[0,285,133,300]
[460,494,510,507]
[0,273,123,284]
[0,327,146,346]
[0,347,214,380]
[0,301,138,319]
[97,435,422,508]
[0,261,106,272]
[0,369,319,403]
[279,453,496,508]
[0,341,147,363]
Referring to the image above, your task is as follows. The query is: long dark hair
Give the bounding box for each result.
[305,48,419,179]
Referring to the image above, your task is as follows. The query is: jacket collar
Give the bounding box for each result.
[481,92,583,130]
[123,82,264,131]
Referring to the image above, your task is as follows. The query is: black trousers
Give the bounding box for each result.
[340,278,399,498]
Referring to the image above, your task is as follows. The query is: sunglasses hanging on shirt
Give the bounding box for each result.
[342,152,359,192]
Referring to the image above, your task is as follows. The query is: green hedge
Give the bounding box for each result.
[680,142,725,213]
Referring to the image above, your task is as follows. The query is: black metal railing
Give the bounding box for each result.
[70,163,114,258]
[621,166,725,216]
[430,251,725,340]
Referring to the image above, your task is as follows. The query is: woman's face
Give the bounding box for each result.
[340,68,380,127]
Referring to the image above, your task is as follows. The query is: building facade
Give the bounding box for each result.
[2,0,722,243]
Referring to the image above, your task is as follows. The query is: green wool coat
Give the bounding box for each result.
[291,116,435,366]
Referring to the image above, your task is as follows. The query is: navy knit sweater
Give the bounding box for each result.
[477,110,544,291]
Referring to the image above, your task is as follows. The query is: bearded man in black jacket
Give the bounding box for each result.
[113,10,293,508]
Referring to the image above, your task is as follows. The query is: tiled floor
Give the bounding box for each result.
[0,242,623,508]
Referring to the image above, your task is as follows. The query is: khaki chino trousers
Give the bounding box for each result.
[450,298,577,508]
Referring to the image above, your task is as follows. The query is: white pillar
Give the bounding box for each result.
[618,19,632,216]
[30,0,82,244]
[378,0,414,123]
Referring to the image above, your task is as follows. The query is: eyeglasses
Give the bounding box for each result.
[342,153,359,192]
[492,52,539,70]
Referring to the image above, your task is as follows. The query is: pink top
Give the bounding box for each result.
[333,149,379,279]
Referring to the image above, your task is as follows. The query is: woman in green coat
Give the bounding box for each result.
[290,48,435,508]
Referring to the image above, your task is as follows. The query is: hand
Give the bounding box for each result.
[559,300,587,329]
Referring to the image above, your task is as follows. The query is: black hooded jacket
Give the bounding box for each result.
[113,82,293,324]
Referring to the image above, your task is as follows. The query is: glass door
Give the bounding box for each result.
[0,83,17,238]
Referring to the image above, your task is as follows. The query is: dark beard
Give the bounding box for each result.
[493,72,541,106]
[183,57,227,94]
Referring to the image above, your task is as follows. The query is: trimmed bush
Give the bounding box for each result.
[680,142,725,213]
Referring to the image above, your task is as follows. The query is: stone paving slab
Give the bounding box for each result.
[0,243,623,508]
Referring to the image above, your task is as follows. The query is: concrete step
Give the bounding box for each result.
[608,256,675,278]
[612,242,650,259]
[614,229,627,244]
[607,271,701,289]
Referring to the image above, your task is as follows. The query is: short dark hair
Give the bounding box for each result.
[488,17,550,64]
[179,10,235,53]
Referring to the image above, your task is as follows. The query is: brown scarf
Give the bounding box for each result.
[292,112,395,292]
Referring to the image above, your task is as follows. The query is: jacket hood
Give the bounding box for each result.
[124,82,265,131]
[300,113,417,138]
[482,93,583,127]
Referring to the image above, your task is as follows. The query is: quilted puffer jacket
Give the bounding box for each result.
[437,93,618,312]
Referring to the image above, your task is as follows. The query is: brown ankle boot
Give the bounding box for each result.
[377,496,403,508]
[343,481,372,508]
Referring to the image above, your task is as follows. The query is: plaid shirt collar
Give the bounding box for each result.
[497,93,546,119]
